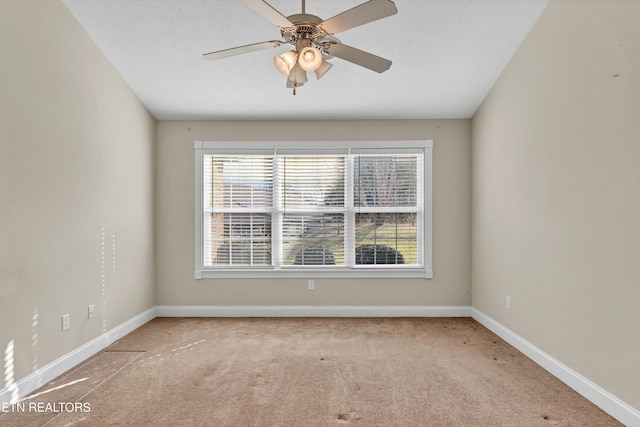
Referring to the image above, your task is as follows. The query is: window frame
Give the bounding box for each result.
[194,140,433,279]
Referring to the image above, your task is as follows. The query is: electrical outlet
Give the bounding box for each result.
[308,280,315,290]
[61,314,70,331]
[506,296,511,310]
[88,304,95,319]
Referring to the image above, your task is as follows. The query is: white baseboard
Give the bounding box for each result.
[0,308,156,405]
[471,308,640,427]
[154,305,472,318]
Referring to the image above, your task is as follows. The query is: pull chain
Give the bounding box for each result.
[293,79,297,95]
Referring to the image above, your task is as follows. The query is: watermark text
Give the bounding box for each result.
[1,402,90,413]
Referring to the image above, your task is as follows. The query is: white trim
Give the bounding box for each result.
[194,144,204,278]
[471,308,640,427]
[198,268,432,279]
[422,143,433,278]
[199,140,430,151]
[155,305,471,318]
[0,308,155,405]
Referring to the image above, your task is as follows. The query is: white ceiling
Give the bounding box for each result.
[62,0,549,120]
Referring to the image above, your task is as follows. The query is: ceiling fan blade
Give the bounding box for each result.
[318,0,397,35]
[203,40,283,60]
[239,0,294,29]
[324,43,392,73]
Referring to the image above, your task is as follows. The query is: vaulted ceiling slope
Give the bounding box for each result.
[63,0,549,120]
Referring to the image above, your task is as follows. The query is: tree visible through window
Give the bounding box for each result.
[194,141,432,278]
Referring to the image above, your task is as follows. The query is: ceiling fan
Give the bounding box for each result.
[203,0,398,94]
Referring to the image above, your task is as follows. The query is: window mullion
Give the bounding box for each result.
[345,154,355,268]
[202,154,212,269]
[272,155,282,268]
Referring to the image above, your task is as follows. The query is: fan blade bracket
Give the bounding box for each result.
[317,0,397,36]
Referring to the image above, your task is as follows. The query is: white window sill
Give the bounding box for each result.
[195,268,433,279]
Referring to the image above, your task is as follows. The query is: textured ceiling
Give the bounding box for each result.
[62,0,549,120]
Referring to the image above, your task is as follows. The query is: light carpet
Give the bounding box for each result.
[0,317,621,426]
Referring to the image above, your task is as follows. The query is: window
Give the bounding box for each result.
[195,141,432,278]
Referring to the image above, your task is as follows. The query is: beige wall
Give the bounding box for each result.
[472,0,640,409]
[156,120,471,306]
[0,0,155,384]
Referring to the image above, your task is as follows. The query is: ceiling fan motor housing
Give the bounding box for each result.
[281,14,335,57]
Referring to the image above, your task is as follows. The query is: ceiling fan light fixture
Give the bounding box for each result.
[288,62,308,84]
[314,59,333,80]
[273,56,288,75]
[286,78,304,89]
[273,50,298,76]
[298,46,322,71]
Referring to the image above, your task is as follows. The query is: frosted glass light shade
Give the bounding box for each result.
[298,47,322,71]
[314,60,333,80]
[288,62,308,84]
[273,50,298,76]
[286,78,304,88]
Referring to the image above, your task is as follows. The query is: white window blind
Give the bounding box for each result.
[353,154,422,266]
[195,141,432,279]
[280,156,346,266]
[203,155,273,267]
